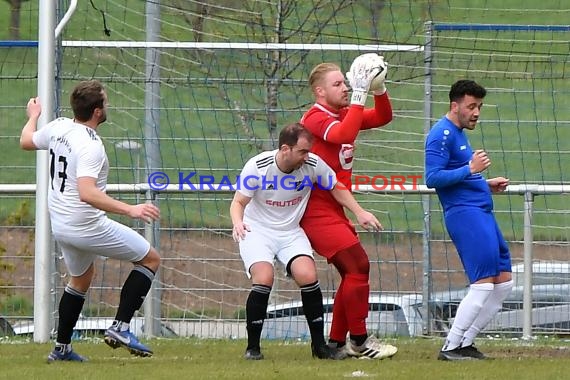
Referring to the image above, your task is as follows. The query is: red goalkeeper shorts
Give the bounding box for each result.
[301,217,359,261]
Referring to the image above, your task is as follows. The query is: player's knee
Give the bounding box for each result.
[69,265,95,292]
[333,243,370,275]
[288,255,317,283]
[292,270,318,286]
[249,262,274,286]
[140,247,160,272]
[357,261,370,275]
[340,259,369,275]
[290,266,318,286]
[494,279,514,300]
[251,273,274,287]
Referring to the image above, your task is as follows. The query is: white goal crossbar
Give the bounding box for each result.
[60,41,424,52]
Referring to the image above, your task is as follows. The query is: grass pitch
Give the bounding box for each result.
[1,337,570,380]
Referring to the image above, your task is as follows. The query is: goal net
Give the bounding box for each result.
[49,2,428,338]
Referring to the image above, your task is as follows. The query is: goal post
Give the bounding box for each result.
[32,33,424,339]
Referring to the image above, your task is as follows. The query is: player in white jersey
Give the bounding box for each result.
[20,80,161,362]
[230,123,382,360]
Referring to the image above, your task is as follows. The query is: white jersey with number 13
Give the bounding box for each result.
[32,117,109,232]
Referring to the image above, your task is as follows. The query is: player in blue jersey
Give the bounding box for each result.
[425,80,513,361]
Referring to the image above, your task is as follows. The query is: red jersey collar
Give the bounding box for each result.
[313,102,342,118]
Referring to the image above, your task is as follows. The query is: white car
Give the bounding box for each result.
[263,261,570,339]
[263,293,424,339]
[430,261,570,334]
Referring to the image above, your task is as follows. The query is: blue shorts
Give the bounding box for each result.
[445,208,511,283]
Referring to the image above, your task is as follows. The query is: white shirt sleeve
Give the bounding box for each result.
[76,144,105,179]
[236,157,259,198]
[31,121,55,150]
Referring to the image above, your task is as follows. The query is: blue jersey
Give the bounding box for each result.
[424,116,492,214]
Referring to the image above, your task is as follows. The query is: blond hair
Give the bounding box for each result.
[308,63,341,93]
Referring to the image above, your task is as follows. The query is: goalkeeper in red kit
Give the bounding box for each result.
[300,54,397,359]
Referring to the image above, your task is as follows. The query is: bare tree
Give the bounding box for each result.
[367,0,386,42]
[171,0,210,43]
[5,0,30,40]
[244,0,354,147]
[169,0,355,149]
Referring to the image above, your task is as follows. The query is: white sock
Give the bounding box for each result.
[112,320,130,332]
[55,342,71,353]
[462,280,514,347]
[442,282,494,351]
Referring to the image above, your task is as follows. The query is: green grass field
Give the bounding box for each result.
[1,337,570,380]
[2,5,570,373]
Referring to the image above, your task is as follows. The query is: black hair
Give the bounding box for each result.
[449,80,487,102]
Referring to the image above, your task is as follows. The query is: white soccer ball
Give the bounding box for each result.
[369,66,386,92]
[368,56,387,92]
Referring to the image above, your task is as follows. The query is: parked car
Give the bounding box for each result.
[263,261,570,339]
[11,316,177,338]
[263,293,424,339]
[430,261,570,334]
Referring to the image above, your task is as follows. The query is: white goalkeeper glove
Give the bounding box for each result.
[368,55,388,95]
[346,53,382,106]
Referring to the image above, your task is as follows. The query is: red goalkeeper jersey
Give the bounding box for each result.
[299,96,392,256]
[300,103,354,223]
